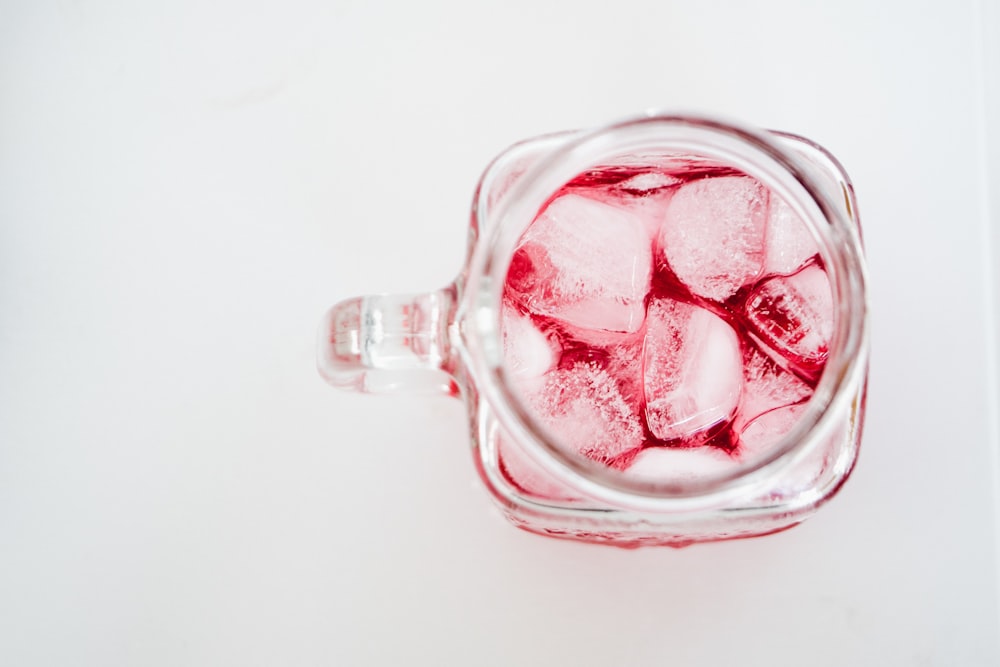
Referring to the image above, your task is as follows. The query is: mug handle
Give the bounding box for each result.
[317,286,459,395]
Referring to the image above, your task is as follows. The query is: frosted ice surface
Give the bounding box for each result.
[508,194,652,333]
[744,263,834,369]
[764,195,820,275]
[658,176,767,301]
[643,298,742,441]
[530,362,644,466]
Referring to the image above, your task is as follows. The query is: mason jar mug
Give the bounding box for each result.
[318,113,870,548]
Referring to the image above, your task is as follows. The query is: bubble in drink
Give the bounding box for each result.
[500,164,834,495]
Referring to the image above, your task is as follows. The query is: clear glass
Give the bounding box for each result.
[318,113,870,548]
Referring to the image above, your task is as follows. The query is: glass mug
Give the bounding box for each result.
[318,113,869,548]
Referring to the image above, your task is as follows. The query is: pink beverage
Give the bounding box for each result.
[499,164,834,496]
[319,113,868,547]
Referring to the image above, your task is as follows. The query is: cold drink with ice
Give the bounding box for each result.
[500,164,836,496]
[318,114,868,546]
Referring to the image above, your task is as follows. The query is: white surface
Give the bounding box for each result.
[1,1,999,665]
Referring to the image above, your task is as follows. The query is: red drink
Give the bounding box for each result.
[500,164,834,494]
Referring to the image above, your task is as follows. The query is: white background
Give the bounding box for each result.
[2,1,999,665]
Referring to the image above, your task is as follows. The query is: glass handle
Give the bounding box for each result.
[317,286,459,395]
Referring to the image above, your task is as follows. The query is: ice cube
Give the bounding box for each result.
[658,176,767,301]
[527,362,644,467]
[643,299,743,441]
[501,303,559,395]
[507,193,652,333]
[624,445,736,483]
[737,346,811,432]
[617,171,681,194]
[744,263,834,374]
[764,195,820,276]
[616,181,681,240]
